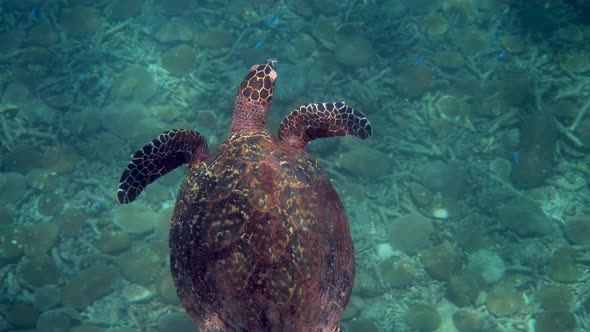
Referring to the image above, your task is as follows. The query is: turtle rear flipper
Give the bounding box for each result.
[117,129,209,204]
[278,102,372,149]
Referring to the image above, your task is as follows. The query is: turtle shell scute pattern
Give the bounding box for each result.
[170,131,354,331]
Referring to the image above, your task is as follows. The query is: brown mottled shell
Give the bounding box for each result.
[169,130,354,332]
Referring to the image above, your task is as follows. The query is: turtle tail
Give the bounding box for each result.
[117,129,209,204]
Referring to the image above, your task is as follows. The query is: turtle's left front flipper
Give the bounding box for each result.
[278,102,372,150]
[117,129,209,204]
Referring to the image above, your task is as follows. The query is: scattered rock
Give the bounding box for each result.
[111,66,157,103]
[26,168,59,193]
[562,54,590,73]
[408,182,433,208]
[433,51,464,70]
[28,23,60,47]
[563,216,590,245]
[466,249,505,285]
[341,295,362,321]
[21,46,52,65]
[0,207,16,226]
[105,328,139,332]
[197,29,233,49]
[37,193,65,217]
[2,82,29,104]
[352,269,380,298]
[0,30,26,53]
[346,319,379,332]
[455,30,488,54]
[452,309,485,332]
[95,231,130,254]
[405,303,441,331]
[100,100,145,139]
[435,95,462,121]
[486,287,524,317]
[536,285,573,310]
[95,132,127,162]
[443,0,478,24]
[6,302,39,328]
[23,222,60,258]
[406,0,441,14]
[388,213,433,254]
[547,99,579,120]
[113,202,157,234]
[501,35,527,53]
[19,256,60,287]
[64,108,102,135]
[421,244,463,281]
[488,158,512,179]
[334,36,373,67]
[42,144,80,174]
[511,113,558,189]
[70,326,106,332]
[54,207,86,236]
[33,285,62,311]
[315,0,340,15]
[155,20,194,44]
[497,199,552,237]
[379,256,414,287]
[20,97,57,124]
[419,160,467,199]
[62,265,122,310]
[292,33,316,57]
[4,145,43,174]
[160,0,189,15]
[118,243,168,286]
[123,284,153,302]
[157,312,199,332]
[334,23,360,44]
[0,172,27,206]
[37,309,71,332]
[0,226,24,262]
[420,13,448,36]
[109,0,143,20]
[161,44,196,76]
[44,93,74,109]
[557,24,584,42]
[548,247,581,283]
[60,6,101,38]
[156,272,180,305]
[446,274,480,307]
[534,310,578,332]
[338,148,390,179]
[395,65,432,98]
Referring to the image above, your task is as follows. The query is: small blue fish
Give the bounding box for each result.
[512,152,520,165]
[498,50,507,58]
[255,39,265,49]
[490,34,500,44]
[414,55,423,65]
[30,7,36,17]
[265,15,277,27]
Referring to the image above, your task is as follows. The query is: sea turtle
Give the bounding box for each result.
[117,59,372,331]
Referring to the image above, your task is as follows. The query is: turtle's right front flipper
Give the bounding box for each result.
[278,102,372,150]
[117,129,209,204]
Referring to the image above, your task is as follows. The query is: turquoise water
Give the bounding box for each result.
[1,0,590,331]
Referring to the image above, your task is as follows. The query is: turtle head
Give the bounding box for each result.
[238,58,277,107]
[231,59,277,133]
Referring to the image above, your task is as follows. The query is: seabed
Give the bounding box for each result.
[1,1,590,331]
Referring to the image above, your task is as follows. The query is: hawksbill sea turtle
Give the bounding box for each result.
[117,59,372,332]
